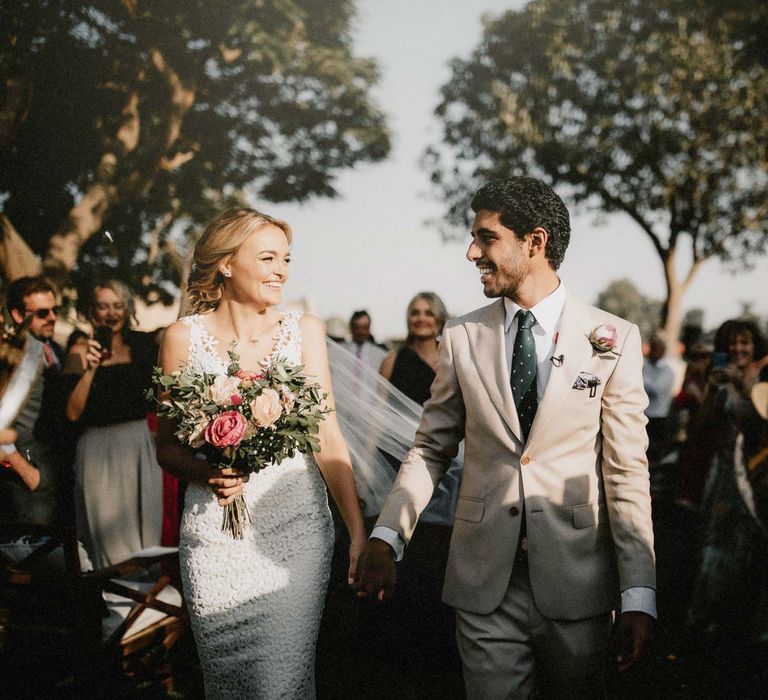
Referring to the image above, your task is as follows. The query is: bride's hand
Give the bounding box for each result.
[207,467,244,505]
[347,534,367,586]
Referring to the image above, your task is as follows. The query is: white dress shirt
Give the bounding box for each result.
[372,283,656,617]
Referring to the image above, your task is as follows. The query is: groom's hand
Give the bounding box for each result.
[615,611,654,672]
[354,538,397,602]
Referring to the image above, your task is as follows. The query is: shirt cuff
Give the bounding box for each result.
[0,443,16,456]
[621,586,657,618]
[370,526,405,562]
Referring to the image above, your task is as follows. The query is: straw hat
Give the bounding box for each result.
[751,381,768,421]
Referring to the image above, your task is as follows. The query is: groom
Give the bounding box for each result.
[356,177,656,697]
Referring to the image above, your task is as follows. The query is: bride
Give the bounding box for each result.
[155,208,366,699]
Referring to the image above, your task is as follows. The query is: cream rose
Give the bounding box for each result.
[210,375,241,405]
[250,388,282,428]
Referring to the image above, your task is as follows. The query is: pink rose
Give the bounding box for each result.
[204,410,248,447]
[231,394,243,406]
[589,323,619,353]
[210,375,241,405]
[250,388,282,428]
[236,370,264,381]
[235,369,264,389]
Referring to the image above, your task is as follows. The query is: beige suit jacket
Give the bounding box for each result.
[376,295,656,620]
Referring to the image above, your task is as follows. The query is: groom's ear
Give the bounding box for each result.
[526,226,548,259]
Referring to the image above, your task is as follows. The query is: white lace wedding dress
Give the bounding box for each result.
[179,311,334,699]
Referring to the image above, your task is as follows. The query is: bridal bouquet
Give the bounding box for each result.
[148,347,329,538]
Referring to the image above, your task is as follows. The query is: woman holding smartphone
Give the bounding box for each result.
[64,279,162,568]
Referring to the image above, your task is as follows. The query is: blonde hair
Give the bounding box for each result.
[187,208,292,314]
[87,278,137,336]
[406,292,448,344]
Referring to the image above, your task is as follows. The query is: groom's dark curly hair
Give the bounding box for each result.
[470,177,571,270]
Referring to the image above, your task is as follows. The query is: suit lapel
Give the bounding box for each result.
[466,299,522,443]
[526,296,593,451]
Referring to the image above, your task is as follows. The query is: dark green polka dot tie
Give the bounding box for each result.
[511,310,538,442]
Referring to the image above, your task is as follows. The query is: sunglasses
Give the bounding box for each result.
[25,306,59,320]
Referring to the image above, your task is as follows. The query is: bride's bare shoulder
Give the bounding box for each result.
[159,319,193,370]
[297,313,327,353]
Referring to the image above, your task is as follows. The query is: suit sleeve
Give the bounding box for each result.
[600,323,656,592]
[375,321,466,543]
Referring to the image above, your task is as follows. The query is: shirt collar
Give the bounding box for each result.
[504,281,567,335]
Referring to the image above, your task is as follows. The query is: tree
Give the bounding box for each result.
[0,0,390,298]
[425,0,768,353]
[595,278,662,342]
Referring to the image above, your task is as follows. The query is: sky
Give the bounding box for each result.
[272,0,768,341]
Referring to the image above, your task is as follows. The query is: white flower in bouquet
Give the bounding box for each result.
[210,375,242,405]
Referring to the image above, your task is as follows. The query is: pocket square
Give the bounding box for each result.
[573,372,602,397]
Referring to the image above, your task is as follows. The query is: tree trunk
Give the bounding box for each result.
[661,248,702,359]
[0,214,41,282]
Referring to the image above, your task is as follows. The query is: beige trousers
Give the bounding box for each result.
[455,554,613,699]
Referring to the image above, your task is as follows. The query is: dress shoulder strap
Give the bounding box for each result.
[273,311,303,363]
[179,314,224,373]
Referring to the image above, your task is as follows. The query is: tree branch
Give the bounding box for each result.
[598,186,667,260]
[0,214,42,281]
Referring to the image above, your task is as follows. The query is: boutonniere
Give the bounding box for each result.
[588,324,620,356]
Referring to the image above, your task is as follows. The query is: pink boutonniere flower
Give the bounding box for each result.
[588,323,620,355]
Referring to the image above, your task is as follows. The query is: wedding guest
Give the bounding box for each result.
[64,279,162,568]
[673,342,713,424]
[0,277,64,525]
[643,334,675,462]
[686,362,768,696]
[380,292,447,405]
[343,310,388,372]
[372,292,462,677]
[679,320,767,509]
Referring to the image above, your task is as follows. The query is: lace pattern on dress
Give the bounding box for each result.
[180,310,303,373]
[178,309,331,700]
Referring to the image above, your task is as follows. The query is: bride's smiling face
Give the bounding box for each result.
[220,225,291,306]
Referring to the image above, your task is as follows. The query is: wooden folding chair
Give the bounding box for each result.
[0,524,188,697]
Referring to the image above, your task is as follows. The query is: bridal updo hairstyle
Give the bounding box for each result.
[187,208,292,314]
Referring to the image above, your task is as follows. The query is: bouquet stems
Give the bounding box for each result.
[220,493,251,539]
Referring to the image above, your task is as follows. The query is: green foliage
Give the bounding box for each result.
[0,0,390,296]
[148,352,330,475]
[595,278,663,341]
[425,0,768,272]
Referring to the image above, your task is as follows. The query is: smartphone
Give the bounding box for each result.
[711,351,728,369]
[93,326,113,360]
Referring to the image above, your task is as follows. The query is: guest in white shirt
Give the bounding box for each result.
[342,310,388,372]
[643,335,675,460]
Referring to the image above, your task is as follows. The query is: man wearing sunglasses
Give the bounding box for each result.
[1,276,65,526]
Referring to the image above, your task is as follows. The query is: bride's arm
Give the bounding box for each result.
[300,314,366,580]
[155,321,243,505]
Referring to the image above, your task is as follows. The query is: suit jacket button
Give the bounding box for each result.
[509,506,520,516]
[521,456,530,465]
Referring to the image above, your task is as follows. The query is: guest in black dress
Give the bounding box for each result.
[380,291,447,403]
[367,292,463,694]
[64,279,162,568]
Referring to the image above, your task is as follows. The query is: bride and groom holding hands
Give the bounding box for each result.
[156,175,655,699]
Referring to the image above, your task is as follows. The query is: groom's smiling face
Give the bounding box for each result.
[467,209,529,299]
